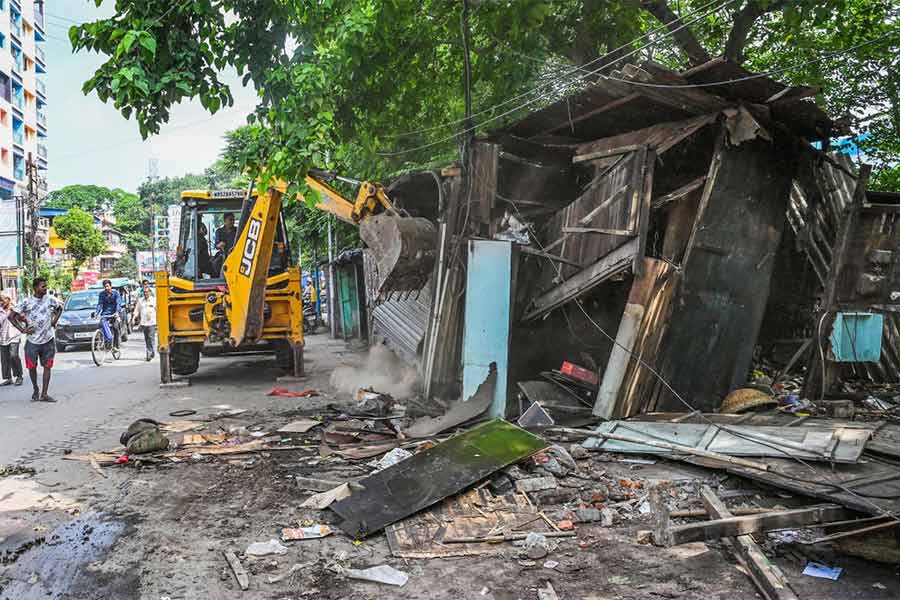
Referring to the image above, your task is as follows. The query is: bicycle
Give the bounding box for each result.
[91,314,122,366]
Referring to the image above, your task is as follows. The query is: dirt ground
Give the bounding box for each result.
[2,333,900,599]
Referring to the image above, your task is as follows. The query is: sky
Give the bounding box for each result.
[44,3,259,194]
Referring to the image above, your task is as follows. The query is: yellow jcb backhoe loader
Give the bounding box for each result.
[154,174,435,384]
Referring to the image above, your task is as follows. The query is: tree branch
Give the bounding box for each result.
[638,0,711,66]
[725,1,786,63]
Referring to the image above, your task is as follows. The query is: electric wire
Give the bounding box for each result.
[381,20,899,158]
[601,26,900,89]
[378,0,737,156]
[383,0,736,140]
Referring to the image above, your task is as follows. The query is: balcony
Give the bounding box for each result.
[9,21,22,42]
[35,46,45,65]
[12,94,23,111]
[36,79,46,98]
[33,7,44,31]
[37,143,47,160]
[36,110,46,127]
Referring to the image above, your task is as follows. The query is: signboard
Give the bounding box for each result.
[167,204,181,252]
[71,270,100,291]
[136,251,168,273]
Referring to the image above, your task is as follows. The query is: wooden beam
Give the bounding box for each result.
[522,238,638,322]
[653,176,707,210]
[519,245,583,269]
[224,551,250,591]
[701,486,800,600]
[665,503,847,546]
[573,144,642,164]
[562,226,634,236]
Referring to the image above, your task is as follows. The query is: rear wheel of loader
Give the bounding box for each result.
[274,340,294,371]
[170,342,201,376]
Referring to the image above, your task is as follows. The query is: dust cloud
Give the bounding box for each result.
[330,343,420,400]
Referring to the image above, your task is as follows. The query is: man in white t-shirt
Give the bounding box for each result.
[9,277,63,402]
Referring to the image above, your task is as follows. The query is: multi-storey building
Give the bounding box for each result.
[0,0,46,298]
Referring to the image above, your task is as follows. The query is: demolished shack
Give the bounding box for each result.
[358,58,896,423]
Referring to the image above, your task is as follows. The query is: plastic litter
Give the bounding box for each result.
[245,539,289,557]
[374,448,413,471]
[803,562,842,580]
[281,525,333,541]
[346,564,409,587]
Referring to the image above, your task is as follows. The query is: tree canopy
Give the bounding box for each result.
[53,208,107,275]
[71,0,900,190]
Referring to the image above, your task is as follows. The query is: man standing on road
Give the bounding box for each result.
[0,292,23,386]
[8,277,63,402]
[133,280,157,361]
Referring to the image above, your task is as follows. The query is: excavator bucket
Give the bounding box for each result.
[359,214,437,297]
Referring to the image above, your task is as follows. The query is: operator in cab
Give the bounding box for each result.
[211,212,237,275]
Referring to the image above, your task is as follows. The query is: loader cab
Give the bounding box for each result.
[174,189,291,286]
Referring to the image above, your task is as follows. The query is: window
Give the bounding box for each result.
[0,73,10,103]
[12,153,24,181]
[12,116,23,145]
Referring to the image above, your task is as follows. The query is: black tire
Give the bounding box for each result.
[170,342,201,376]
[273,340,294,371]
[91,330,106,366]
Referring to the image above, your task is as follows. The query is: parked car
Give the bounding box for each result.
[55,291,102,351]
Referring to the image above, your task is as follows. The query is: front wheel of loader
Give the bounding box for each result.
[170,342,201,376]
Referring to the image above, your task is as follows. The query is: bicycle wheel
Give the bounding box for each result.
[91,330,106,366]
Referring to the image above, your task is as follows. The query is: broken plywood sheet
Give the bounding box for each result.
[584,421,871,463]
[330,419,546,538]
[386,489,545,558]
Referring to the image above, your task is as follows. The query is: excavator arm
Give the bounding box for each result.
[222,186,285,346]
[305,169,396,224]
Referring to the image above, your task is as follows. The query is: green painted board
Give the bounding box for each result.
[329,419,546,538]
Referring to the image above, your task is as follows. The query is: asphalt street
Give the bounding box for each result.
[0,333,330,471]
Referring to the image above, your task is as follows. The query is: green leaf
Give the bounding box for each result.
[139,35,157,56]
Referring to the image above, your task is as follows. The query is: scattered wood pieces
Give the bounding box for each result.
[663,504,847,547]
[89,454,107,479]
[224,550,250,591]
[278,419,321,433]
[442,531,576,544]
[300,483,352,510]
[295,476,344,492]
[701,486,799,600]
[515,477,558,493]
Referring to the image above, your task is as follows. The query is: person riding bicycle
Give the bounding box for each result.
[95,279,122,350]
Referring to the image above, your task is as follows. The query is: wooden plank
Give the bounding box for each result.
[665,504,847,546]
[594,258,668,418]
[701,486,800,600]
[522,237,638,322]
[634,147,655,275]
[573,143,642,164]
[653,176,707,210]
[224,551,250,591]
[471,142,500,233]
[562,226,634,236]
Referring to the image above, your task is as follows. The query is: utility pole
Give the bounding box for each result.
[146,158,160,280]
[25,153,41,280]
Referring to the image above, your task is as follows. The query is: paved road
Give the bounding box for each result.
[0,332,342,469]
